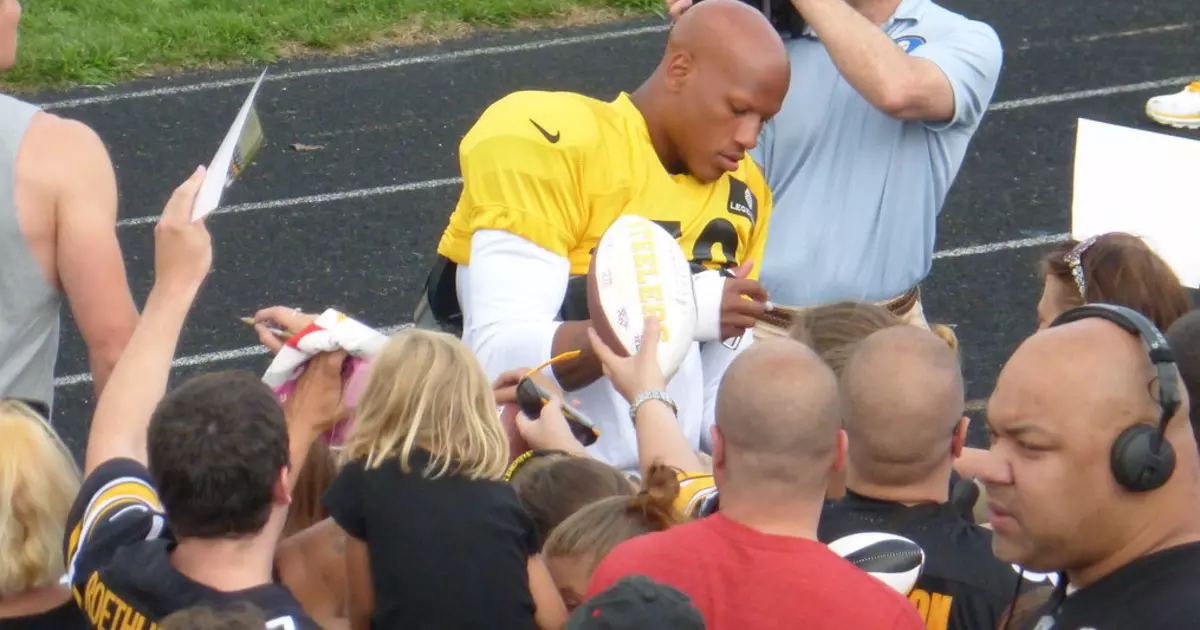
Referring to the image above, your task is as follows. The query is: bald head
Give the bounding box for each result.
[999,318,1178,437]
[639,0,790,183]
[715,338,842,489]
[668,0,788,64]
[841,326,965,487]
[982,317,1199,576]
[665,0,789,97]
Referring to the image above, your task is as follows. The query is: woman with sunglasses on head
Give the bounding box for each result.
[1035,232,1193,332]
[955,233,1195,493]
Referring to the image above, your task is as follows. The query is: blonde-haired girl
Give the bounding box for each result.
[0,399,88,628]
[322,329,567,630]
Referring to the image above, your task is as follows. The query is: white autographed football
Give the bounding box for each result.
[586,215,697,380]
[827,532,926,596]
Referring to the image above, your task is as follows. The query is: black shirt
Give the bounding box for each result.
[323,450,540,630]
[1019,541,1200,630]
[819,489,1036,630]
[62,458,320,630]
[0,600,89,629]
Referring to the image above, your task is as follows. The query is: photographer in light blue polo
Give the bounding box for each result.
[667,0,1003,335]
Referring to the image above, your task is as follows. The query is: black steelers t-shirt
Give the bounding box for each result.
[1018,541,1200,630]
[819,489,1043,630]
[62,458,320,630]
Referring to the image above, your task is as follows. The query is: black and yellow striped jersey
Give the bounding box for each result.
[63,458,320,630]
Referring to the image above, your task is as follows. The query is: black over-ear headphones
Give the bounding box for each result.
[1048,303,1181,492]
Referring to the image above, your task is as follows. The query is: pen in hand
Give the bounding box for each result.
[239,316,294,341]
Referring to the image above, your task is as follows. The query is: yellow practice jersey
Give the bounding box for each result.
[437,90,773,278]
[676,471,718,519]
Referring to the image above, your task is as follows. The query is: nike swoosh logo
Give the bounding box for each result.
[530,119,560,143]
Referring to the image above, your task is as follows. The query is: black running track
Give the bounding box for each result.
[22,0,1199,460]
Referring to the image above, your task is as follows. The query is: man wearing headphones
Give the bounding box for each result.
[977,304,1200,629]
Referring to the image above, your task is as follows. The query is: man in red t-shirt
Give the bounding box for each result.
[585,338,925,630]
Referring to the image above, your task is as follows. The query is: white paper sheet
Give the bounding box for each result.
[191,69,268,221]
[1072,118,1200,288]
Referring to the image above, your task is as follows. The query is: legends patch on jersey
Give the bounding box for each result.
[726,177,757,225]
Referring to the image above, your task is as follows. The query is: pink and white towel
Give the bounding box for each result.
[262,308,390,446]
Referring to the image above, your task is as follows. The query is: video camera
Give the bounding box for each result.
[692,0,807,39]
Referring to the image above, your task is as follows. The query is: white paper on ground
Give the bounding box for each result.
[1072,118,1200,288]
[191,68,268,221]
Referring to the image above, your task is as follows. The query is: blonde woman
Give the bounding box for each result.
[0,400,87,628]
[321,329,568,630]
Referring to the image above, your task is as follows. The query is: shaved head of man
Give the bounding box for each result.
[713,337,845,507]
[979,317,1200,589]
[632,0,790,183]
[841,326,968,501]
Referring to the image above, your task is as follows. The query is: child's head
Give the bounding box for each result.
[789,301,959,378]
[542,464,684,611]
[0,399,80,597]
[510,454,638,550]
[341,329,508,481]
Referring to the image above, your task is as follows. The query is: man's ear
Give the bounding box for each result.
[951,416,969,458]
[833,429,848,472]
[664,51,693,93]
[274,466,293,507]
[710,425,725,470]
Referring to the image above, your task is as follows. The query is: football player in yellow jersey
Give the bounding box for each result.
[418,0,790,473]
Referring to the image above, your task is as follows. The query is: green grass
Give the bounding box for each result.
[2,0,663,92]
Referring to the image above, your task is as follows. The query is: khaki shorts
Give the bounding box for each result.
[753,286,930,341]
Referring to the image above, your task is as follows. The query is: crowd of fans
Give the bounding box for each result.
[5,180,1200,630]
[4,0,1200,629]
[6,180,1200,630]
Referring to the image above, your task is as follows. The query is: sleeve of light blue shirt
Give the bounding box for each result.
[750,119,774,173]
[912,21,1004,132]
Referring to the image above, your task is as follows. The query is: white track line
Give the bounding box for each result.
[1015,22,1194,51]
[989,75,1196,111]
[111,74,1198,229]
[53,323,414,387]
[116,178,462,227]
[38,25,670,110]
[52,234,1069,388]
[933,233,1068,259]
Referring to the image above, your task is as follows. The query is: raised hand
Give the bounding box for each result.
[665,0,694,20]
[152,166,212,296]
[587,316,668,404]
